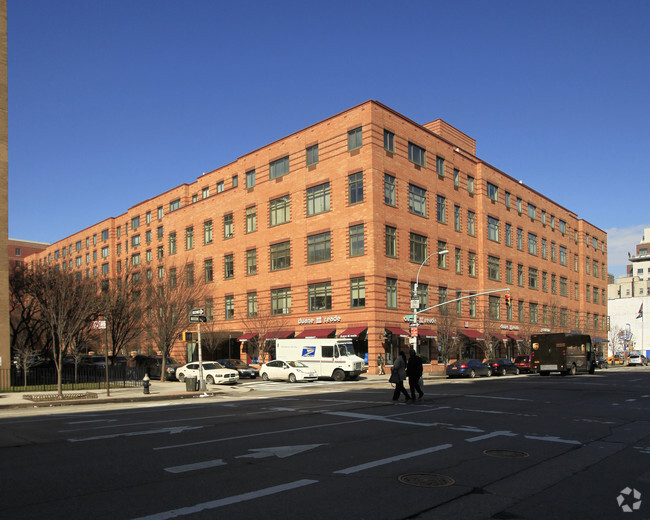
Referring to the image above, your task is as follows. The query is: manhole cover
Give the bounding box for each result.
[483,449,529,458]
[398,473,455,488]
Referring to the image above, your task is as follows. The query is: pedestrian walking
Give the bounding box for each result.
[407,349,424,400]
[390,351,410,402]
[377,353,385,375]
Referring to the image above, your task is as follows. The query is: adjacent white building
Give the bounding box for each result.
[608,227,650,357]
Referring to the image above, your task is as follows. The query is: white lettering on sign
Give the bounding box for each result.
[297,316,341,325]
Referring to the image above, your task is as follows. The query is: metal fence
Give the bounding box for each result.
[0,365,146,392]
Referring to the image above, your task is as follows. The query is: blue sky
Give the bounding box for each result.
[8,0,650,278]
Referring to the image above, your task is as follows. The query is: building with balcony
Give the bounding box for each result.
[25,100,608,372]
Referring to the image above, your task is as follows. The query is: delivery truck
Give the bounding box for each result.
[275,338,365,381]
[531,332,595,376]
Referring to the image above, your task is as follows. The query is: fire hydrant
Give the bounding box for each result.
[143,374,151,394]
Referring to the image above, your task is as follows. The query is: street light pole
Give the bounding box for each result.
[410,249,448,353]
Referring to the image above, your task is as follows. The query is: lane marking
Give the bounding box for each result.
[130,479,318,520]
[465,431,518,442]
[334,444,452,475]
[524,435,581,445]
[60,413,235,433]
[68,426,204,442]
[466,394,533,402]
[165,459,227,473]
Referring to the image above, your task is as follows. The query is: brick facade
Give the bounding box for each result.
[25,101,608,372]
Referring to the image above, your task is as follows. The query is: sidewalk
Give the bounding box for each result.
[0,373,444,410]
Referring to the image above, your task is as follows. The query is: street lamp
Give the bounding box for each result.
[410,249,448,351]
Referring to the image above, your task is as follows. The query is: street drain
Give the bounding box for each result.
[398,473,455,488]
[483,449,529,458]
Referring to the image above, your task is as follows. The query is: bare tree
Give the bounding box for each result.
[144,264,207,381]
[515,320,537,356]
[25,266,99,397]
[240,303,289,363]
[479,306,502,360]
[435,309,458,366]
[100,269,146,360]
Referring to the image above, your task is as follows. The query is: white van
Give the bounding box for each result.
[275,338,365,381]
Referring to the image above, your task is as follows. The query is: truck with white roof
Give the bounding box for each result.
[275,338,365,381]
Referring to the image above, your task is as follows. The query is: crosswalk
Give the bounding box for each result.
[237,379,345,392]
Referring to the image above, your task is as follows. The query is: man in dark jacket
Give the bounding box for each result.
[407,349,424,400]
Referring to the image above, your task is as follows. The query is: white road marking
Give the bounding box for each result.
[130,479,318,520]
[334,444,452,475]
[524,435,581,445]
[466,394,533,402]
[235,444,325,459]
[60,413,235,433]
[465,431,518,442]
[68,425,204,442]
[164,459,227,473]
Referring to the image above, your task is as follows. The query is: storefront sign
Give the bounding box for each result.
[297,315,342,325]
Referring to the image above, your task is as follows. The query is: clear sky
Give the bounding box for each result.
[7,0,650,278]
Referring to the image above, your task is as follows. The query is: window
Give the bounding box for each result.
[247,292,257,318]
[516,197,522,214]
[101,262,109,275]
[529,303,538,324]
[157,245,163,260]
[506,260,513,284]
[505,191,511,208]
[246,206,257,233]
[518,301,525,323]
[145,230,151,244]
[246,169,256,188]
[469,294,477,318]
[518,264,524,286]
[411,282,428,311]
[386,225,397,257]
[560,277,568,297]
[488,256,500,281]
[186,263,194,286]
[270,241,290,271]
[386,278,398,309]
[131,216,140,230]
[529,267,538,289]
[384,174,396,206]
[101,246,110,258]
[270,156,290,179]
[202,187,209,199]
[528,203,536,220]
[225,295,234,320]
[550,215,556,230]
[348,172,363,204]
[409,184,427,217]
[384,130,395,152]
[157,206,163,220]
[224,254,234,279]
[223,214,233,239]
[351,277,365,308]
[186,227,194,250]
[204,259,213,283]
[307,182,330,216]
[467,211,476,236]
[489,295,500,320]
[131,234,140,248]
[559,219,567,234]
[551,274,557,294]
[350,224,365,257]
[348,127,362,151]
[517,228,523,250]
[505,223,512,247]
[487,182,498,201]
[436,195,446,223]
[306,144,319,166]
[542,210,547,225]
[169,199,180,212]
[468,252,477,277]
[204,220,213,244]
[454,168,460,188]
[551,242,556,262]
[408,142,426,167]
[467,176,475,194]
[438,286,448,315]
[410,233,427,263]
[157,226,163,239]
[454,205,461,232]
[542,238,547,259]
[246,249,257,275]
[436,156,445,177]
[131,253,141,266]
[270,195,290,226]
[271,287,291,315]
[528,233,537,255]
[232,175,238,187]
[146,249,152,262]
[101,229,109,241]
[307,232,331,264]
[308,282,332,311]
[438,241,448,269]
[487,216,499,242]
[455,248,462,274]
[559,246,567,266]
[169,232,176,255]
[542,271,547,292]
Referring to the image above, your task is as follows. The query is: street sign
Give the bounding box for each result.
[190,308,205,316]
[92,320,106,330]
[410,299,420,310]
[404,315,415,321]
[190,315,207,323]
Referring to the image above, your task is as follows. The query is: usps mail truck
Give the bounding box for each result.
[275,338,365,381]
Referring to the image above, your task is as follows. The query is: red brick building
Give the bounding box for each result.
[26,101,608,372]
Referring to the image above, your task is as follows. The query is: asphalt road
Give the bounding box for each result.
[1,368,649,520]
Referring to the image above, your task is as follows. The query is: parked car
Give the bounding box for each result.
[216,359,259,379]
[628,353,648,366]
[593,356,609,369]
[259,360,318,382]
[486,358,520,376]
[134,355,182,380]
[446,359,491,378]
[514,355,532,373]
[176,361,239,385]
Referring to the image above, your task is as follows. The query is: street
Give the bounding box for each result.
[1,368,649,520]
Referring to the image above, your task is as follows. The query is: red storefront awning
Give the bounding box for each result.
[339,326,368,338]
[237,332,257,342]
[418,328,436,338]
[295,328,336,339]
[386,326,409,338]
[263,330,294,340]
[461,329,484,340]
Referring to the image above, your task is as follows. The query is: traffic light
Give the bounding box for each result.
[504,293,511,307]
[182,331,194,342]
